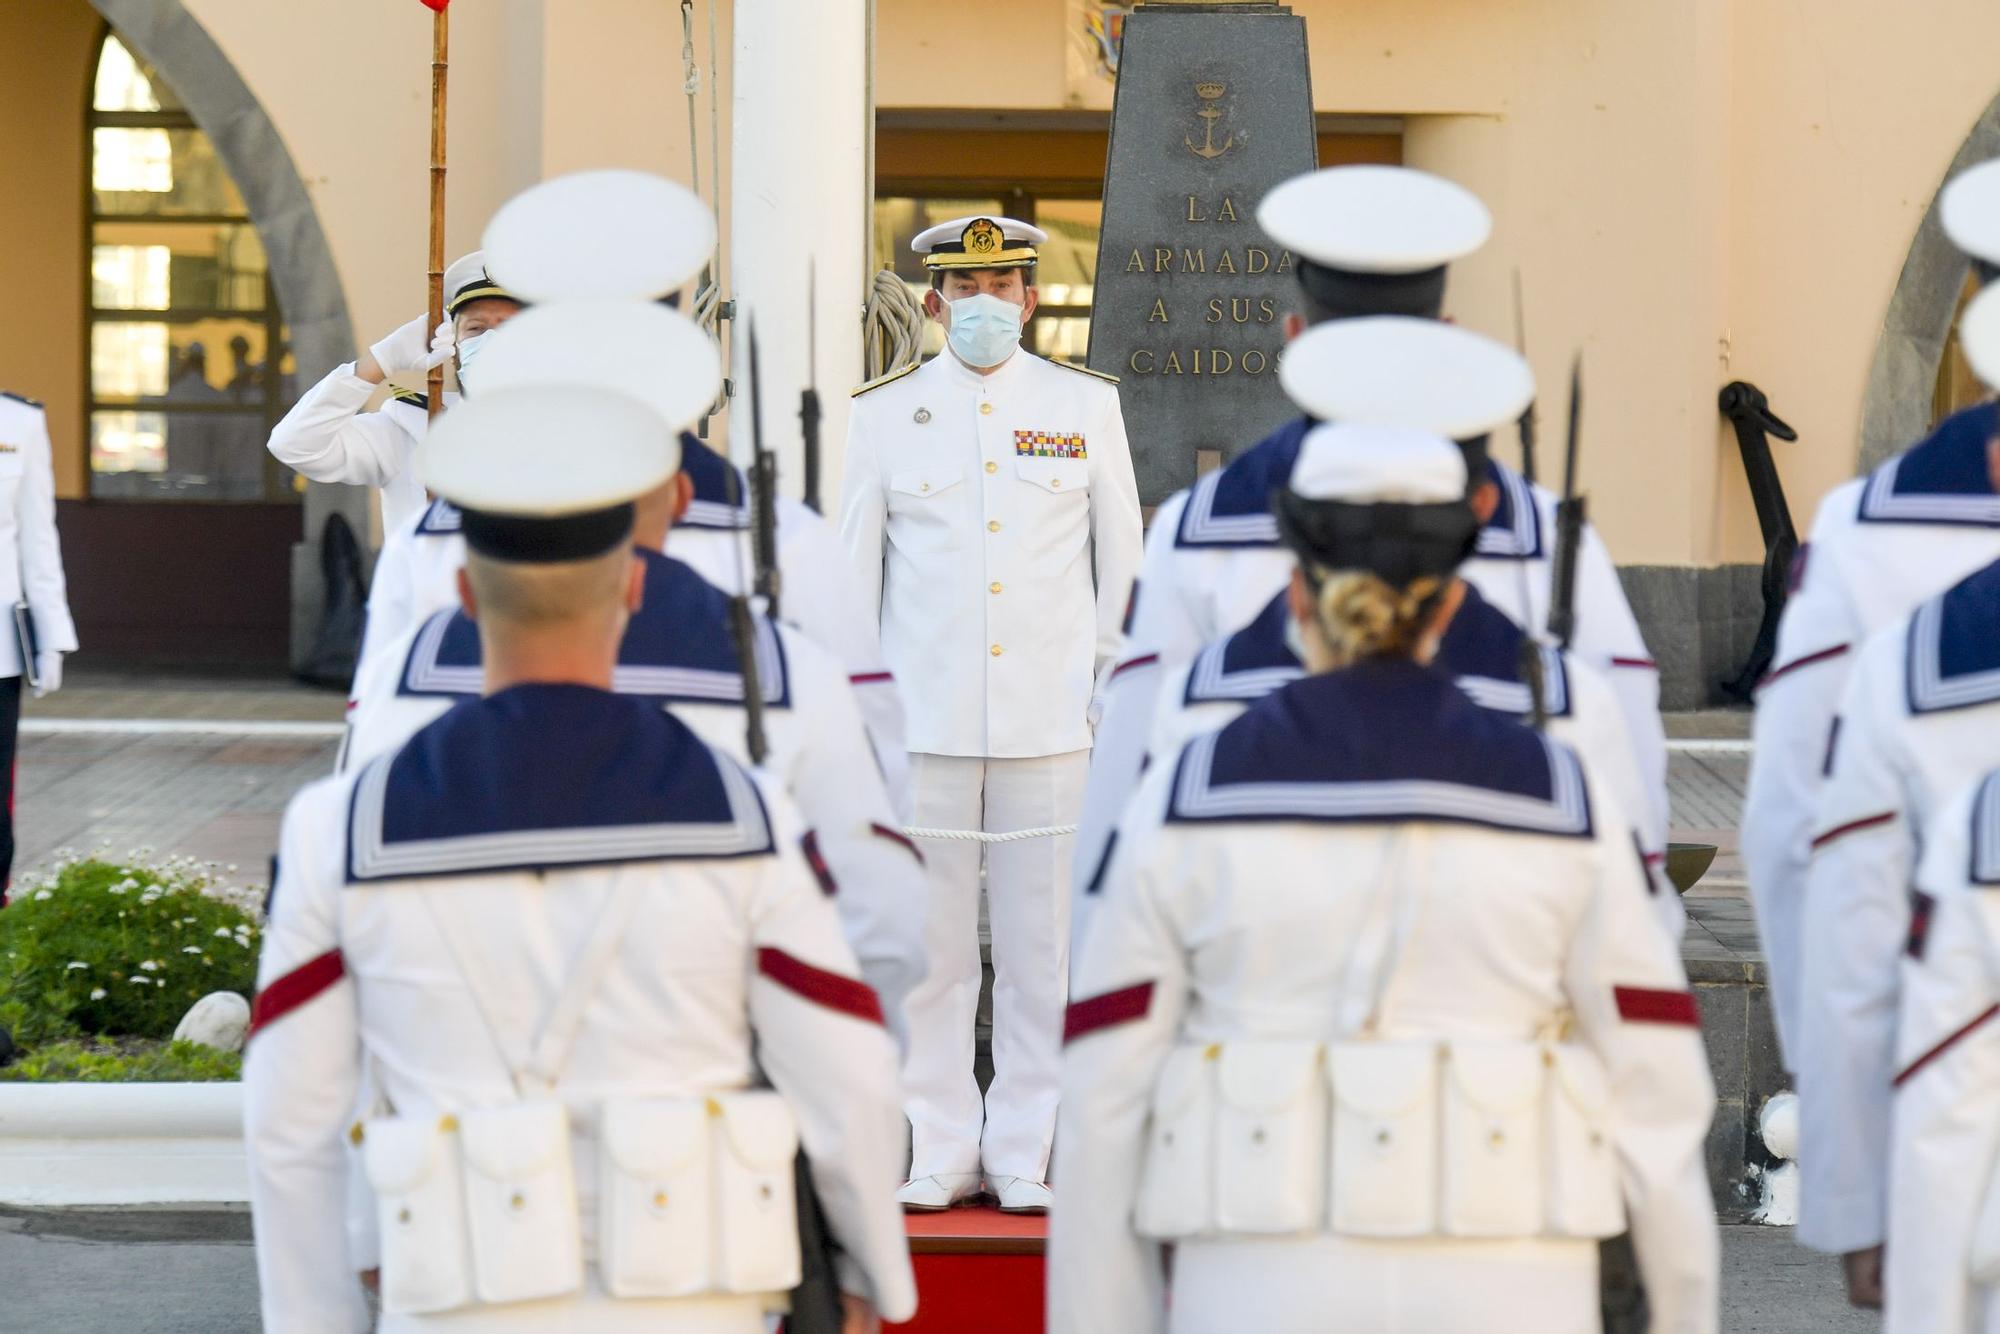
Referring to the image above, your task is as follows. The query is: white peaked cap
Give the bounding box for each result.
[1942,159,2000,266]
[911,215,1047,270]
[483,170,714,302]
[1956,282,2000,389]
[1291,423,1469,503]
[1257,165,1491,274]
[419,386,680,515]
[471,300,714,449]
[442,250,517,314]
[1279,316,1535,438]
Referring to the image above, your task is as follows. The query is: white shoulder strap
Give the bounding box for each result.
[1338,827,1431,1037]
[423,871,646,1098]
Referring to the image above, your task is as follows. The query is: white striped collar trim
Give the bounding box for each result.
[346,747,772,882]
[680,497,750,530]
[1179,469,1282,546]
[1454,648,1571,719]
[1474,465,1542,560]
[1907,596,2000,714]
[416,499,462,535]
[1859,456,2000,526]
[1975,773,2000,886]
[399,610,787,705]
[1184,637,1305,703]
[1166,726,1593,837]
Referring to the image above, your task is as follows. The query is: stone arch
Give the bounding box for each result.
[1858,96,2000,471]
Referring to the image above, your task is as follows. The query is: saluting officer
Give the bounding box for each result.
[0,388,75,904]
[1051,394,1714,1333]
[246,384,916,1332]
[346,299,928,1040]
[1791,281,2000,1309]
[1744,157,2000,1080]
[1075,165,1668,931]
[1129,319,1677,946]
[267,251,522,538]
[840,215,1144,1212]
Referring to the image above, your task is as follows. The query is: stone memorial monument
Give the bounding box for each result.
[1086,2,1318,506]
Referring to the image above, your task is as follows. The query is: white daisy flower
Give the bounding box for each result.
[65,961,89,970]
[139,960,160,972]
[89,988,106,1000]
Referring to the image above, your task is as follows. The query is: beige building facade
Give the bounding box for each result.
[0,0,1995,698]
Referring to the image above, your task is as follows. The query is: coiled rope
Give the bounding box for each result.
[863,269,926,381]
[902,824,1080,843]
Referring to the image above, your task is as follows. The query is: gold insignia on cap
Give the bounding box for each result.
[963,218,1003,256]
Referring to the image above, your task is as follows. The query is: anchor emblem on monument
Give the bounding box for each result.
[1184,80,1235,160]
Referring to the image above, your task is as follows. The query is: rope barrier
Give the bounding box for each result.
[903,824,1079,844]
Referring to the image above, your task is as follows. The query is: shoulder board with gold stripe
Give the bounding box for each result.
[389,388,431,410]
[850,363,919,398]
[0,390,44,409]
[1052,361,1119,386]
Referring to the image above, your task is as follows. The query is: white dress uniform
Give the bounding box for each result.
[1744,402,2000,1065]
[1882,769,2000,1333]
[345,547,928,1039]
[351,440,908,801]
[267,372,443,538]
[246,686,919,1332]
[0,391,78,679]
[1130,582,1676,941]
[839,289,1145,1192]
[1051,659,1717,1334]
[1792,557,2000,1258]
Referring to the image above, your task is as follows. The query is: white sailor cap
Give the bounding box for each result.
[470,300,714,457]
[1278,316,1534,440]
[1290,423,1469,503]
[482,170,714,303]
[1954,282,2000,389]
[419,386,679,562]
[1942,160,2000,269]
[912,215,1047,271]
[442,250,521,317]
[1258,166,1490,275]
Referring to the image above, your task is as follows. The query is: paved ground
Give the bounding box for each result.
[0,1209,1872,1333]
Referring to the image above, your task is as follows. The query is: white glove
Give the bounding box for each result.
[1086,693,1106,732]
[367,315,456,377]
[32,651,61,698]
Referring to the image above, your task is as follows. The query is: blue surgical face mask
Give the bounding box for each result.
[945,292,1024,368]
[454,329,493,391]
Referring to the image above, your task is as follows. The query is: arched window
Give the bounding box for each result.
[86,30,298,502]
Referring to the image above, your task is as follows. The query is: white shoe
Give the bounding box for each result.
[897,1172,983,1212]
[989,1175,1052,1214]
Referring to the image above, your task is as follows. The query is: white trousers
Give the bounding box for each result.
[902,749,1089,1182]
[1169,1235,1599,1334]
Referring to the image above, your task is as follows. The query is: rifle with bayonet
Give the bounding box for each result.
[800,263,824,514]
[1512,273,1549,729]
[1547,356,1585,653]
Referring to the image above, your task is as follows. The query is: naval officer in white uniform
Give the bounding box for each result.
[246,383,917,1333]
[0,388,75,903]
[839,215,1144,1212]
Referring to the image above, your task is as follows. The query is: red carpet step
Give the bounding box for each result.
[887,1206,1047,1334]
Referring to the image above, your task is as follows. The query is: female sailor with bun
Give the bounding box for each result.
[1048,368,1716,1333]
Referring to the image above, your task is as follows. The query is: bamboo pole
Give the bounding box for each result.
[426,7,449,422]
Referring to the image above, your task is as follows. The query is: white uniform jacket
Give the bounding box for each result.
[1884,770,2000,1334]
[838,351,1144,758]
[1075,419,1665,910]
[246,686,917,1332]
[267,372,441,537]
[1100,585,1675,947]
[1796,558,2000,1256]
[1050,659,1716,1334]
[345,549,927,1040]
[355,439,909,802]
[1745,403,2000,1066]
[0,392,77,675]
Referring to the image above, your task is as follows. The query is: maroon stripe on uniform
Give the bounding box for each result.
[1810,811,1896,851]
[1759,643,1851,690]
[800,832,838,896]
[869,822,925,866]
[1111,653,1160,680]
[1894,1004,2000,1088]
[849,671,895,686]
[1609,657,1658,670]
[247,949,346,1041]
[1906,890,1938,962]
[1613,985,1700,1028]
[757,947,884,1026]
[1064,981,1156,1044]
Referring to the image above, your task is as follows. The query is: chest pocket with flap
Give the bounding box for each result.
[1012,456,1089,499]
[887,467,965,553]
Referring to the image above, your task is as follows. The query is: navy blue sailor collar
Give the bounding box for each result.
[1906,557,2000,714]
[415,497,462,536]
[347,683,774,883]
[398,548,788,707]
[1859,402,2000,528]
[1183,584,1570,721]
[677,433,752,531]
[1167,657,1592,838]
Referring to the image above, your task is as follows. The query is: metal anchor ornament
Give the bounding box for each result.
[1185,81,1235,160]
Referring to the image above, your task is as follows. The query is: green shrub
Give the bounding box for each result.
[0,1037,241,1083]
[0,855,262,1045]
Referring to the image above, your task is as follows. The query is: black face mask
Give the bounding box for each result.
[1271,492,1481,590]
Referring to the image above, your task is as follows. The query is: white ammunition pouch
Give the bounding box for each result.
[364,877,802,1318]
[1134,829,1626,1245]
